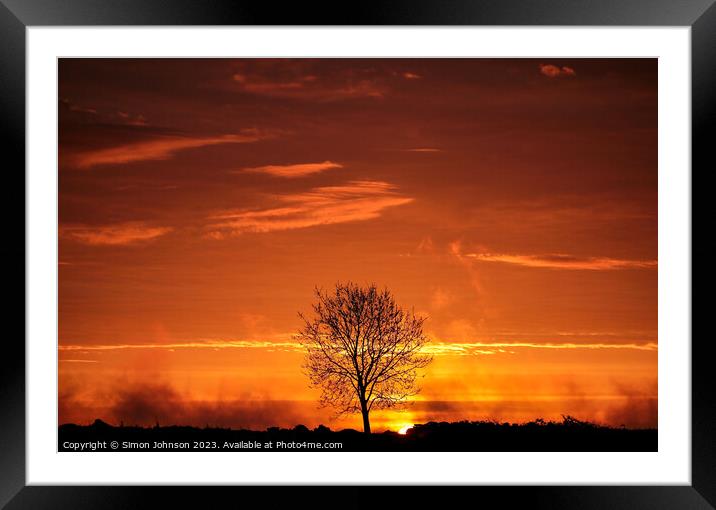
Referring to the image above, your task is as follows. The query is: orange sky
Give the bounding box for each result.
[58,59,657,431]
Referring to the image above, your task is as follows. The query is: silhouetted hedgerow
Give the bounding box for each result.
[58,416,656,452]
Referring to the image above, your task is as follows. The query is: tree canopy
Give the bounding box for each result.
[297,282,432,433]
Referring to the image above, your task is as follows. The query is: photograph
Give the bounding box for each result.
[56,57,658,453]
[2,0,707,503]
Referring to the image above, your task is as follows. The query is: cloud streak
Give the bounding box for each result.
[59,339,657,355]
[60,222,172,246]
[206,180,413,238]
[59,340,301,353]
[539,64,577,78]
[71,131,270,169]
[465,253,657,271]
[423,341,658,355]
[240,160,343,178]
[232,71,385,100]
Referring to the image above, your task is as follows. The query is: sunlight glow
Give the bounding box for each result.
[398,424,413,435]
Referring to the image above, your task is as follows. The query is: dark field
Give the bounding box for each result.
[59,416,657,452]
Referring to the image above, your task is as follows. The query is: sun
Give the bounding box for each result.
[398,424,413,435]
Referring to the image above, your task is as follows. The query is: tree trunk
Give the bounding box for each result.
[360,401,371,434]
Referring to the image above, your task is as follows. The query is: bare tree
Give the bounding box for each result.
[297,282,432,434]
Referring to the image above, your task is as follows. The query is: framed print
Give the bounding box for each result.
[2,0,712,507]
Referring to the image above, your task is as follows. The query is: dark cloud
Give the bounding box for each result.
[106,383,308,429]
[59,381,657,429]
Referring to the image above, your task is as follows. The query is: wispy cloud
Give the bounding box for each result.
[448,240,485,296]
[430,288,453,310]
[232,71,385,100]
[539,64,577,78]
[60,222,172,246]
[239,160,343,178]
[59,339,302,352]
[233,72,317,94]
[424,341,657,355]
[465,252,657,271]
[59,339,657,355]
[115,111,148,126]
[402,72,421,80]
[71,130,270,169]
[405,148,441,153]
[60,98,98,115]
[206,180,413,238]
[61,98,150,127]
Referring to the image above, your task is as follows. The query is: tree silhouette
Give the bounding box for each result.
[297,282,432,434]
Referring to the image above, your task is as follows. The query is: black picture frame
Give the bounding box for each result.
[1,1,710,507]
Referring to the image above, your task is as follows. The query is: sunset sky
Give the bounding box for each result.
[58,59,657,431]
